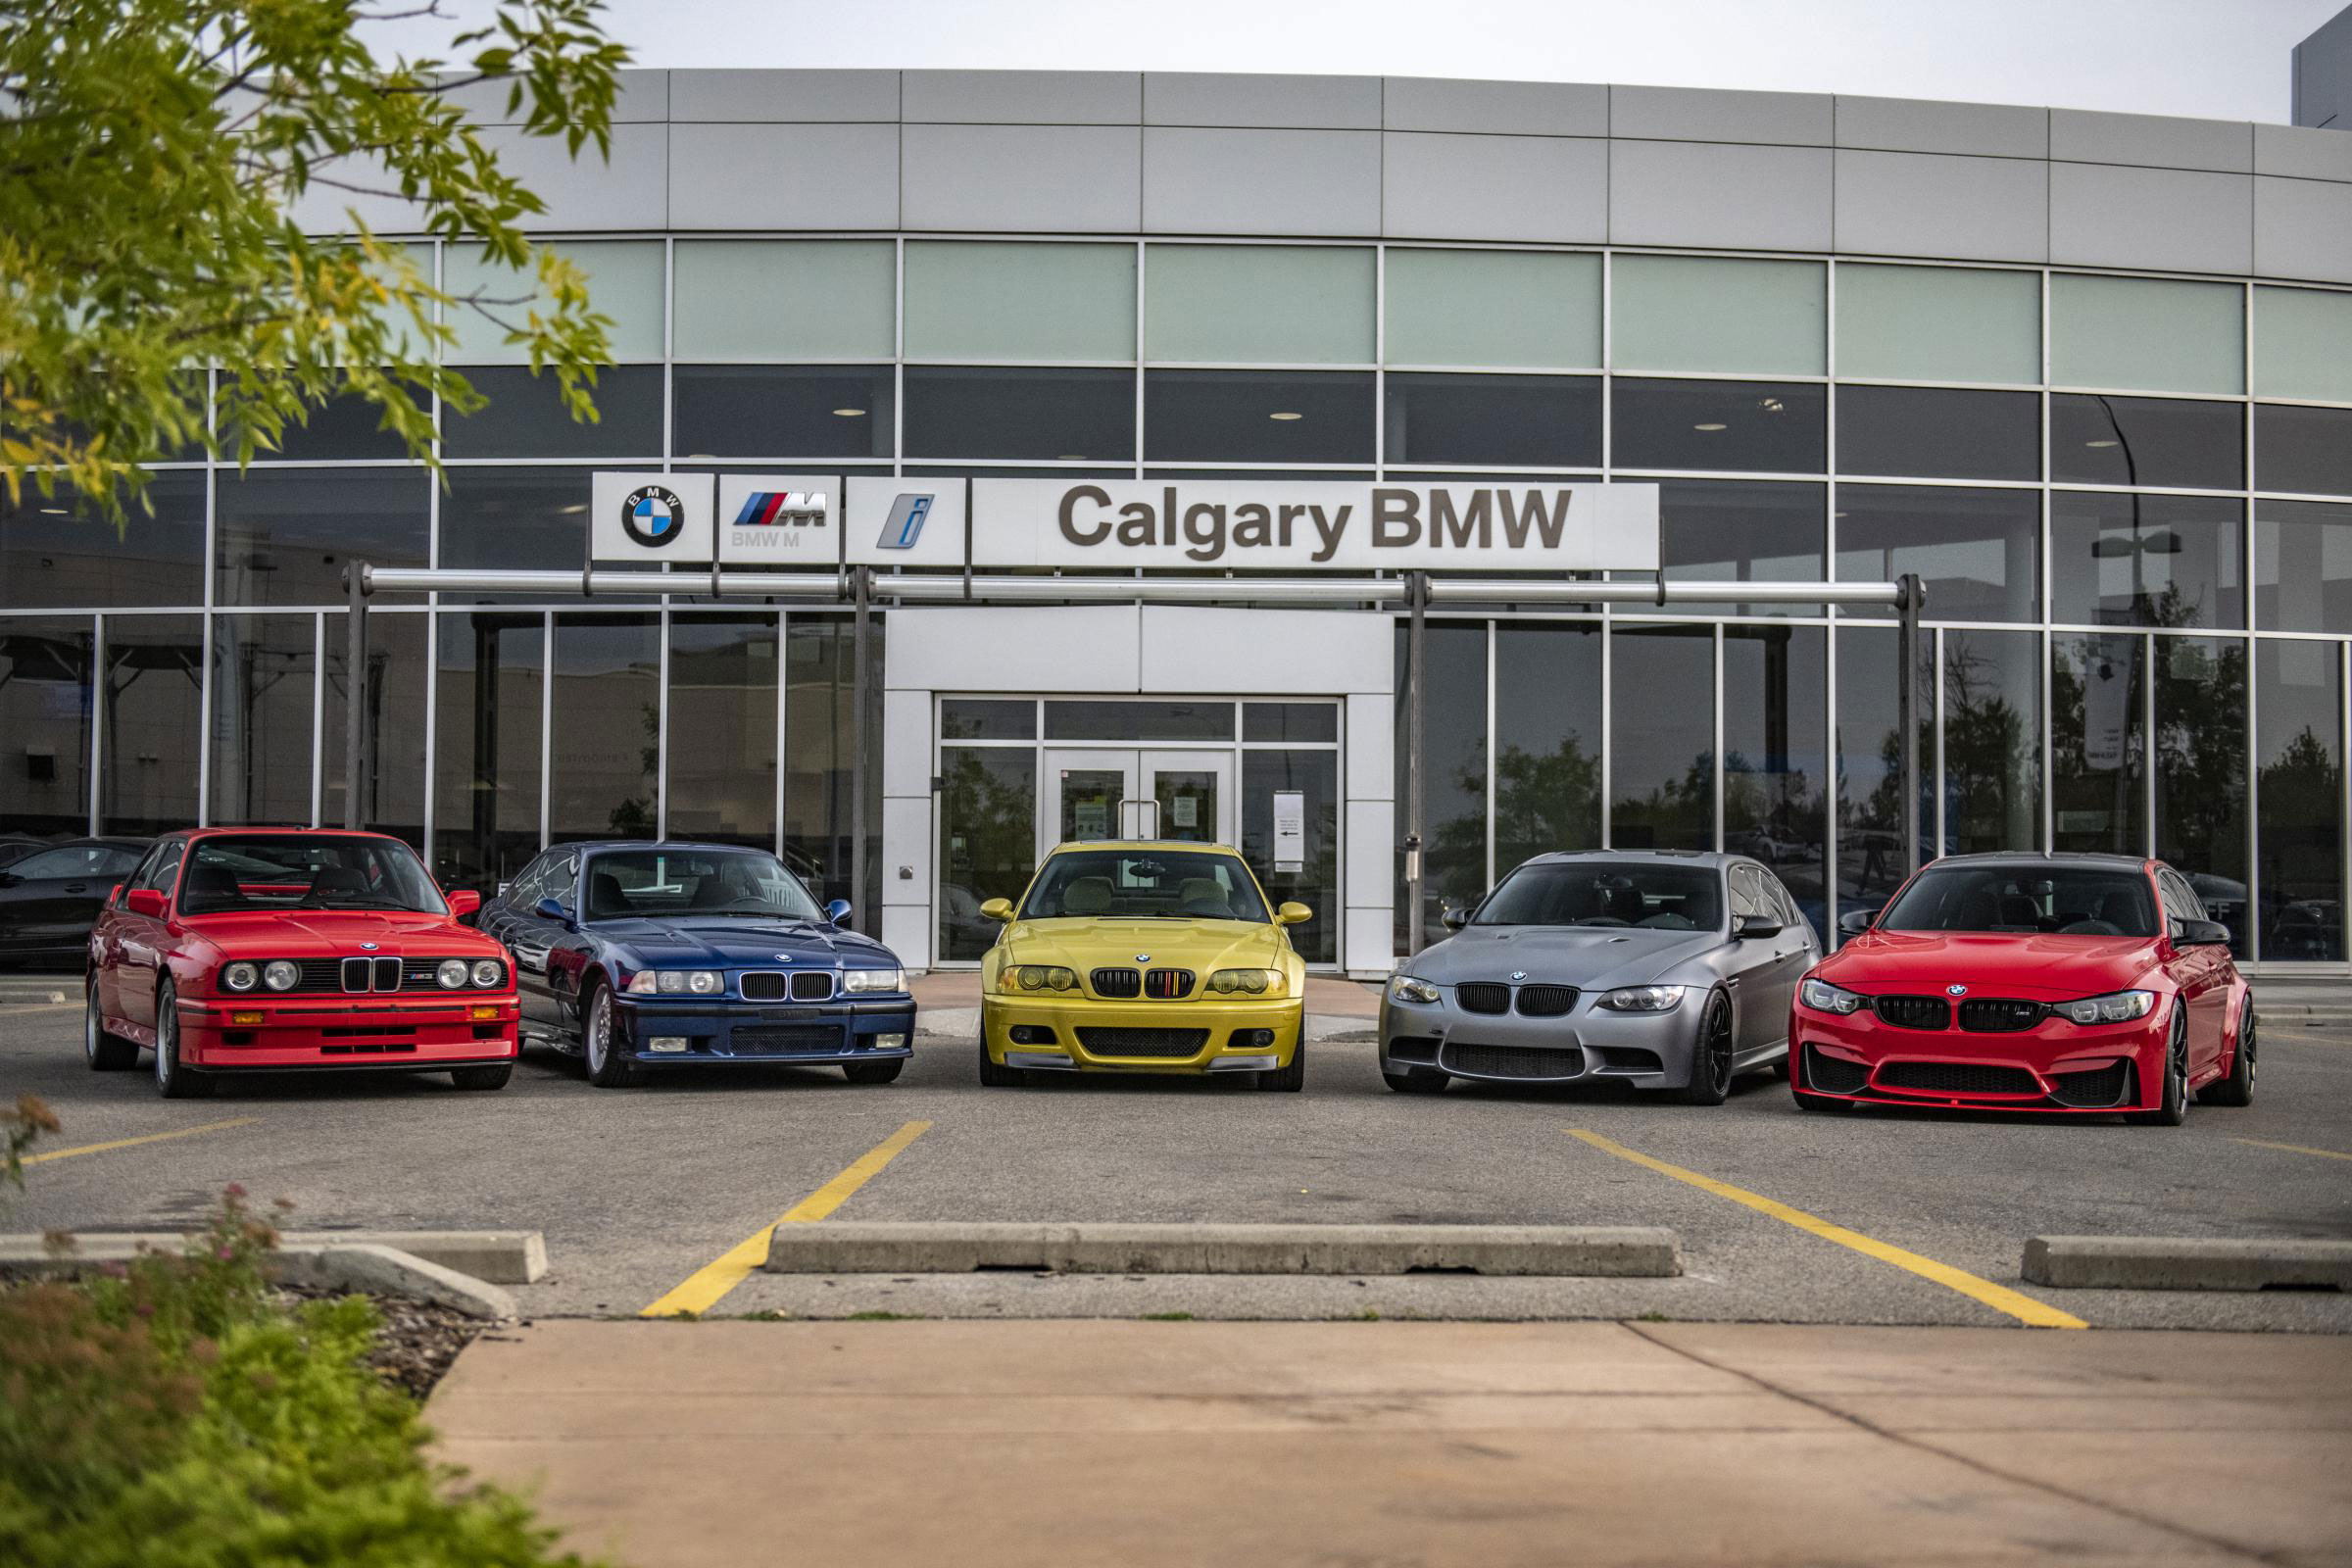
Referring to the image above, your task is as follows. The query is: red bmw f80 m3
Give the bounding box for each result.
[1790,854,2252,1124]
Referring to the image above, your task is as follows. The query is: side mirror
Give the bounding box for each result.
[1440,906,1471,932]
[1734,913,1783,939]
[1838,908,1879,936]
[2175,917,2231,948]
[445,889,481,918]
[534,896,576,927]
[126,888,168,919]
[979,898,1014,922]
[825,898,853,926]
[107,882,123,907]
[1277,901,1313,926]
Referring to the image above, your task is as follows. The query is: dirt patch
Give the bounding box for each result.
[278,1284,486,1399]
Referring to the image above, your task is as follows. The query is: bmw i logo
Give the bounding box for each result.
[1945,984,1968,997]
[360,942,379,952]
[620,484,685,549]
[1511,970,1528,981]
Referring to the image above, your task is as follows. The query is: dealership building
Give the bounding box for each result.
[5,68,2352,975]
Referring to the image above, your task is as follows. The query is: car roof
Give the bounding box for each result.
[1045,840,1247,856]
[1517,849,1740,869]
[178,826,401,841]
[569,840,782,856]
[1927,852,2153,869]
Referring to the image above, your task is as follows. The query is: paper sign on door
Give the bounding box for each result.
[1273,791,1305,873]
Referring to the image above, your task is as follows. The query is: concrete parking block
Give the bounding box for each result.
[2024,1236,2352,1292]
[0,1229,547,1284]
[762,1220,1681,1276]
[0,1235,516,1319]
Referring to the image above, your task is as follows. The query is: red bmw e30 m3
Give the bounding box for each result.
[1791,853,2253,1124]
[83,828,519,1099]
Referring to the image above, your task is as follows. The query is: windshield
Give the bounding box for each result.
[178,835,445,915]
[1879,864,2157,937]
[1018,850,1269,922]
[1475,861,1723,931]
[583,849,825,922]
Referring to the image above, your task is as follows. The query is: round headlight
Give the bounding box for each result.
[687,970,721,995]
[436,958,470,989]
[221,961,259,992]
[263,959,300,992]
[471,958,502,988]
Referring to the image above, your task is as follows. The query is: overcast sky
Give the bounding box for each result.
[385,0,2345,124]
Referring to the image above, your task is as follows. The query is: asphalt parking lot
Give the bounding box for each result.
[6,991,2350,1331]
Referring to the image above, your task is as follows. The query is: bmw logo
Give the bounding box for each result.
[1135,955,1151,963]
[1511,970,1528,981]
[1945,984,1968,997]
[360,942,379,952]
[620,484,685,549]
[773,954,794,962]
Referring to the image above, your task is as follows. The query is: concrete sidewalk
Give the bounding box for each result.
[427,1320,2352,1566]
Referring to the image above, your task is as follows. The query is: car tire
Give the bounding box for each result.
[1255,1042,1305,1093]
[581,982,635,1089]
[976,1041,1026,1088]
[1382,1068,1448,1095]
[1790,1089,1848,1113]
[2196,1006,2256,1107]
[450,1064,513,1091]
[85,981,138,1071]
[1669,989,1736,1105]
[843,1057,905,1086]
[153,981,214,1100]
[2126,1011,2190,1127]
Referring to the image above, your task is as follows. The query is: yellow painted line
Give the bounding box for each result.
[1567,1128,2088,1330]
[641,1120,932,1318]
[2233,1137,2352,1163]
[22,1117,260,1166]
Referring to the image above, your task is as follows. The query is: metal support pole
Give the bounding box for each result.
[1405,570,1428,955]
[1896,571,1926,878]
[343,563,370,831]
[850,564,871,936]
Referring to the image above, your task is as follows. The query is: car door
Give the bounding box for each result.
[509,853,576,1031]
[1757,868,1819,1043]
[0,845,119,956]
[1724,864,1785,1053]
[2159,869,2225,1073]
[113,841,183,1034]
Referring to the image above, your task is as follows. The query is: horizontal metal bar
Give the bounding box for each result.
[1427,578,1905,607]
[873,574,1408,604]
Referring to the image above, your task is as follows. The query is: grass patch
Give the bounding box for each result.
[843,1310,922,1322]
[1139,1311,1195,1321]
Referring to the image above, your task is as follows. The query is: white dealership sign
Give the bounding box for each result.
[591,470,713,564]
[716,473,836,565]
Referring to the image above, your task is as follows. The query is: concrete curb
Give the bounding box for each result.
[2023,1235,2352,1292]
[764,1222,1682,1278]
[0,1238,517,1319]
[0,1229,546,1285]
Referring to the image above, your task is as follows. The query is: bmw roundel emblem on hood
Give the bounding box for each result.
[360,942,379,952]
[1511,970,1528,981]
[1136,955,1151,963]
[774,954,794,962]
[1945,984,1968,997]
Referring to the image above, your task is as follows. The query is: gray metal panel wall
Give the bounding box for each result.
[903,123,1144,232]
[1383,76,1608,136]
[2257,175,2352,284]
[1833,149,2048,264]
[1609,84,1834,145]
[1382,131,1607,243]
[1608,139,1833,251]
[2049,162,2254,275]
[1145,73,1383,129]
[666,122,901,230]
[1143,127,1382,235]
[1834,95,2048,159]
[903,70,1141,124]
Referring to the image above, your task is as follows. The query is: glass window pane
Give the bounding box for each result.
[1242,750,1336,962]
[1385,248,1600,369]
[938,747,1035,960]
[1835,263,2039,385]
[1395,621,1487,946]
[550,614,659,843]
[673,240,895,363]
[2,473,206,611]
[1144,245,1374,365]
[905,242,1135,362]
[1724,625,1827,929]
[2050,274,2244,396]
[440,466,594,588]
[1611,380,1824,473]
[1835,625,1932,928]
[1243,702,1336,743]
[1836,484,2039,623]
[904,367,1135,462]
[1146,369,1373,464]
[432,611,544,896]
[209,614,314,827]
[666,614,779,848]
[784,617,882,913]
[1836,386,2038,481]
[1043,700,1233,741]
[101,614,202,835]
[322,611,425,846]
[1648,479,1824,617]
[2256,404,2352,497]
[444,365,662,460]
[2051,633,2145,855]
[2256,499,2352,632]
[1493,622,1601,870]
[249,371,411,462]
[943,699,1035,741]
[0,618,94,835]
[2050,493,2242,629]
[1941,628,2041,856]
[446,240,665,364]
[1610,625,1713,851]
[216,468,427,608]
[673,366,893,461]
[2257,638,2343,960]
[2253,286,2352,403]
[1384,374,1598,467]
[2156,637,2247,954]
[2050,394,2242,489]
[1613,256,1824,376]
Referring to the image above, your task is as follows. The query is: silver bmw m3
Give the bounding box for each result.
[1379,851,1822,1102]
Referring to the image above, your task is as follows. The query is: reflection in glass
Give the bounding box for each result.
[1834,626,1932,936]
[938,747,1034,960]
[2255,499,2352,633]
[432,612,544,895]
[942,699,1035,741]
[904,368,1135,463]
[1044,700,1233,742]
[2050,493,2241,629]
[1491,623,1601,870]
[1610,625,1713,852]
[1058,769,1122,843]
[321,612,425,846]
[442,365,663,459]
[209,615,314,827]
[2255,404,2352,499]
[1243,750,1337,964]
[1724,625,1827,932]
[1610,380,1825,474]
[1836,484,2039,623]
[783,617,883,915]
[2,473,206,611]
[1383,374,1600,467]
[549,614,659,844]
[1645,479,1823,616]
[1243,703,1337,743]
[1153,768,1218,845]
[1942,629,2041,857]
[672,366,895,460]
[1395,622,1488,949]
[2155,638,2247,954]
[215,468,427,607]
[2050,395,2243,490]
[249,372,410,462]
[2256,640,2343,960]
[1835,385,2038,482]
[2050,633,2144,855]
[101,614,203,835]
[439,467,653,600]
[667,614,779,848]
[1145,370,1374,465]
[0,617,95,836]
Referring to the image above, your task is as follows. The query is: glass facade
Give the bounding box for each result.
[4,238,2350,967]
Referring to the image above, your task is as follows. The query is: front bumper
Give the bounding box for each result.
[982,994,1302,1073]
[179,994,519,1071]
[1789,1000,2167,1112]
[1379,990,1701,1087]
[610,996,915,1066]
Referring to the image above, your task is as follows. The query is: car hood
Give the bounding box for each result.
[177,910,497,956]
[1405,924,1733,991]
[587,915,899,969]
[1813,930,2162,1001]
[998,916,1292,972]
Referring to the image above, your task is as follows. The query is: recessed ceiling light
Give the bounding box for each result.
[1759,397,1785,412]
[1057,454,1087,461]
[684,452,716,461]
[2084,439,2120,449]
[832,407,868,417]
[37,507,69,515]
[1693,422,1728,432]
[1268,411,1303,421]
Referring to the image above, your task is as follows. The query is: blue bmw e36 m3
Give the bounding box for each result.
[476,841,915,1087]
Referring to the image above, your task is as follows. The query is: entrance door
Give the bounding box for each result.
[1043,748,1233,857]
[1045,750,1136,858]
[1144,749,1231,845]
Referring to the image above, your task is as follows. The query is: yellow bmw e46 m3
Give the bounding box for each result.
[977,841,1313,1090]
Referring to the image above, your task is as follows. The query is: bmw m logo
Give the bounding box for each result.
[620,484,685,549]
[1511,970,1528,981]
[1945,984,1968,997]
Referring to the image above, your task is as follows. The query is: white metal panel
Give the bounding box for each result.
[667,69,900,122]
[1833,149,2049,265]
[2049,163,2254,275]
[1609,84,1833,146]
[2050,108,2254,173]
[442,69,669,124]
[1344,803,1396,975]
[902,123,1142,233]
[881,688,933,798]
[904,70,1140,123]
[2254,175,2352,286]
[483,123,669,232]
[1346,692,1396,797]
[1143,127,1382,236]
[879,902,932,973]
[667,122,900,230]
[880,795,934,906]
[1607,140,1833,252]
[1833,95,2047,159]
[1381,131,1608,244]
[1145,73,1382,129]
[2254,122,2352,182]
[1139,607,1392,695]
[886,606,1143,694]
[1382,76,1608,136]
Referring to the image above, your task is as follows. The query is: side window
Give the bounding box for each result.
[1763,872,1805,931]
[506,854,551,908]
[2160,872,2205,925]
[540,856,578,911]
[133,843,185,897]
[1728,865,1766,921]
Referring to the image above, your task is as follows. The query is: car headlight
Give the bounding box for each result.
[220,961,259,992]
[1208,967,1285,997]
[1595,984,1685,1013]
[843,966,904,994]
[1388,973,1440,1004]
[436,958,470,989]
[2056,989,2156,1025]
[1798,977,1865,1015]
[624,970,723,996]
[470,958,503,988]
[262,959,299,992]
[1011,964,1078,993]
